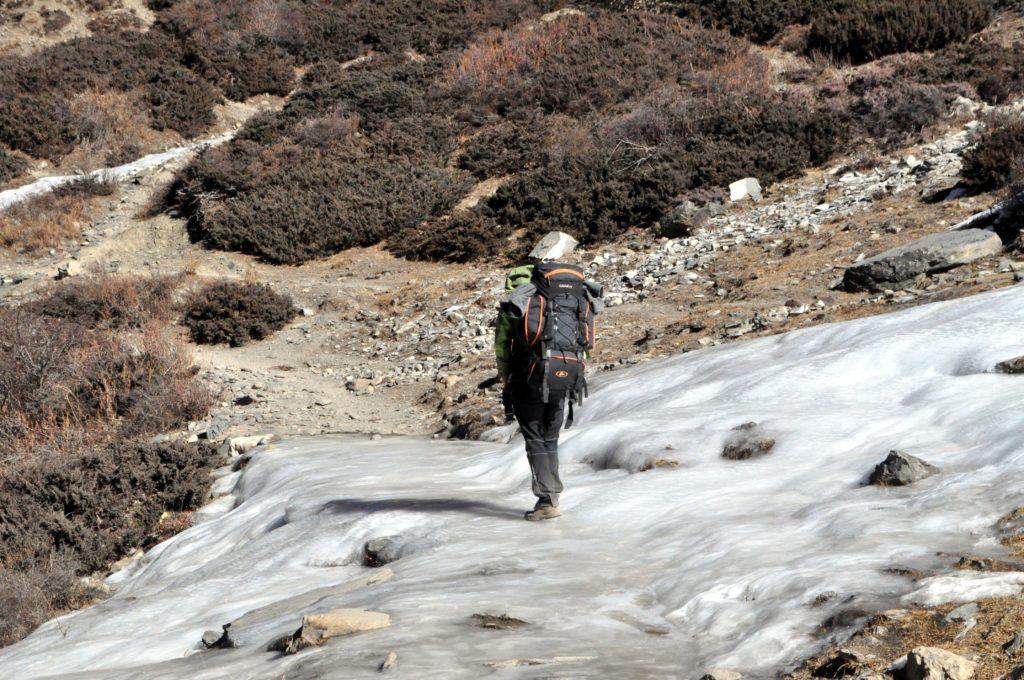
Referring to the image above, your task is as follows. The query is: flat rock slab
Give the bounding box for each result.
[271,608,391,655]
[843,229,1002,292]
[220,568,393,648]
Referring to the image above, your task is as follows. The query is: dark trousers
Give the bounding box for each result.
[513,389,566,506]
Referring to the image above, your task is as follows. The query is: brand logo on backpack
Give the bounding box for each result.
[555,370,569,378]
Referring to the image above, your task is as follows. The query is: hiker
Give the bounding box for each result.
[495,244,603,521]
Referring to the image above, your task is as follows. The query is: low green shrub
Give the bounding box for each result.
[182,281,297,346]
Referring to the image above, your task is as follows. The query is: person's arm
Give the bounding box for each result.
[494,309,513,383]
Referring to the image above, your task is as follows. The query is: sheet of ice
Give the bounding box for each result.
[903,571,1024,606]
[0,132,235,211]
[4,286,1024,679]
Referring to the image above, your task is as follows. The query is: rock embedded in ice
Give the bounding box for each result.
[363,536,419,567]
[700,669,742,680]
[904,647,975,680]
[472,613,530,630]
[272,609,391,654]
[996,355,1024,374]
[201,630,225,649]
[945,603,979,623]
[722,422,776,460]
[379,651,398,671]
[868,451,939,487]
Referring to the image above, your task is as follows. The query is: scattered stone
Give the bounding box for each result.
[472,613,530,630]
[868,450,939,487]
[729,177,762,202]
[379,651,398,672]
[484,656,596,669]
[1005,630,1024,655]
[813,591,839,607]
[639,457,681,472]
[843,229,1002,292]
[722,422,775,460]
[270,609,391,655]
[347,378,372,394]
[529,231,578,260]
[234,394,256,406]
[944,603,978,623]
[201,629,231,649]
[56,260,83,279]
[903,647,975,680]
[363,536,407,568]
[660,201,716,238]
[814,649,866,678]
[301,307,315,316]
[996,356,1024,374]
[700,670,742,680]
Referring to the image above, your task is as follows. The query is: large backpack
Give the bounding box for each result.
[511,262,598,425]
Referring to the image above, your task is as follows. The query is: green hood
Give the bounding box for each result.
[504,264,534,291]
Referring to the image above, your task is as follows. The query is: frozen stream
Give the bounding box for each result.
[4,286,1024,678]
[0,132,235,212]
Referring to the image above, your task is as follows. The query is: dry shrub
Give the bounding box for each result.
[388,212,506,263]
[0,92,84,161]
[182,280,297,346]
[30,271,187,330]
[847,77,952,148]
[0,553,86,648]
[671,0,813,44]
[0,311,212,458]
[0,177,115,253]
[457,119,549,179]
[962,114,1024,191]
[41,9,71,33]
[808,0,993,65]
[86,10,145,33]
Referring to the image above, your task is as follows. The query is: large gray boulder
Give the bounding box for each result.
[904,647,975,680]
[996,356,1024,374]
[843,229,1002,292]
[869,451,939,487]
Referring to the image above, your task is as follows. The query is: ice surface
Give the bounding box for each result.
[4,286,1024,679]
[0,132,235,211]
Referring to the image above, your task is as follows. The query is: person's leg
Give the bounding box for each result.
[514,390,561,509]
[539,396,566,505]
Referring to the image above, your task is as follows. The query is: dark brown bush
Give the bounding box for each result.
[457,120,548,179]
[41,9,71,33]
[0,93,83,161]
[962,115,1024,191]
[184,148,471,264]
[808,0,993,65]
[848,79,951,148]
[30,272,186,331]
[0,437,220,648]
[899,41,1024,105]
[673,0,813,43]
[182,280,297,346]
[388,212,506,263]
[146,66,220,137]
[0,147,26,184]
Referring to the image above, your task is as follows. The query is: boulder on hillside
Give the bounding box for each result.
[269,608,390,655]
[814,649,866,678]
[722,422,776,460]
[843,229,1002,292]
[869,451,939,487]
[529,231,578,261]
[729,177,761,202]
[904,647,975,680]
[363,534,434,567]
[996,356,1024,374]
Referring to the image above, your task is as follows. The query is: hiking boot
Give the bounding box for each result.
[524,503,561,521]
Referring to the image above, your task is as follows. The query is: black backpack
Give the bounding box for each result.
[511,262,598,425]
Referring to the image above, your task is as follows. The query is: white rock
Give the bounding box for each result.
[529,231,578,261]
[729,178,762,203]
[904,647,975,680]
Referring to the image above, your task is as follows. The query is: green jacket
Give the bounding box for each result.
[494,264,534,382]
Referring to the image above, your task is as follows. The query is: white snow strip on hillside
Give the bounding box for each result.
[5,286,1024,679]
[0,132,235,211]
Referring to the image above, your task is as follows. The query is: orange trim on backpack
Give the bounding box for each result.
[523,297,531,344]
[527,360,537,382]
[542,268,585,280]
[530,296,544,346]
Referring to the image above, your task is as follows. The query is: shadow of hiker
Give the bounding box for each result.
[321,498,523,521]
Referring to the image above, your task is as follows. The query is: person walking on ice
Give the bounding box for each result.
[494,232,603,521]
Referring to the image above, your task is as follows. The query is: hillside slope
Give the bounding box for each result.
[3,285,1024,678]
